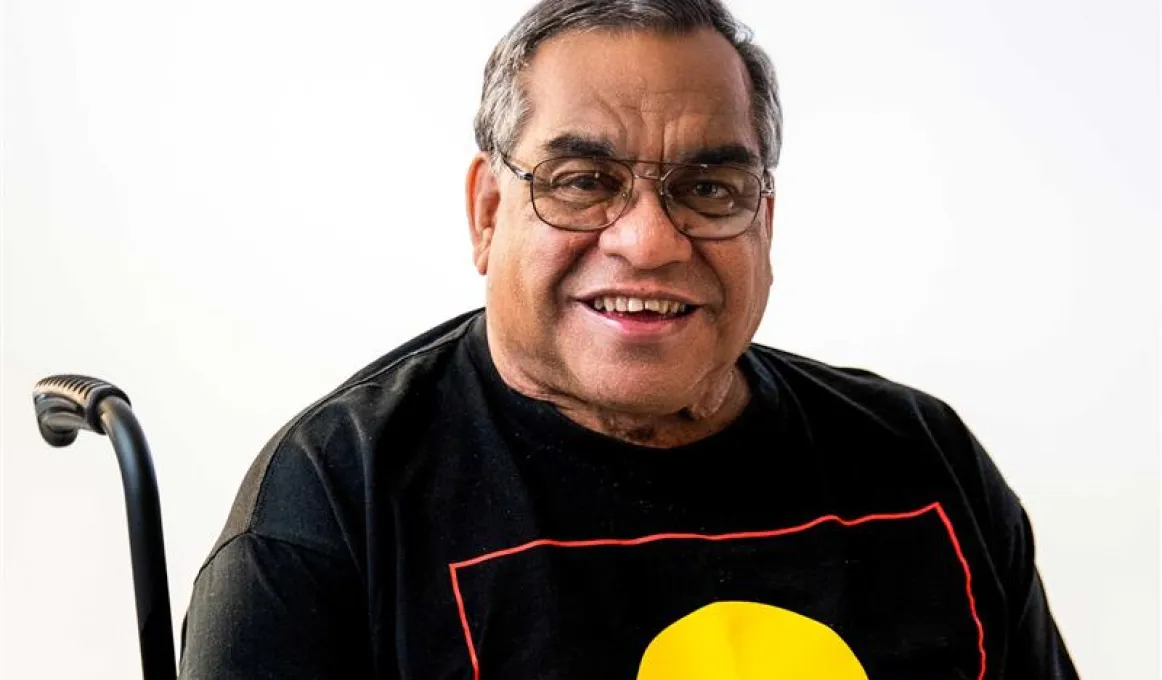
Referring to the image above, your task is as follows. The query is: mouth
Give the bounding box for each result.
[580,295,699,326]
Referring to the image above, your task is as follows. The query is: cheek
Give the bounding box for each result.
[708,240,772,333]
[488,202,538,298]
[490,213,592,314]
[744,246,774,318]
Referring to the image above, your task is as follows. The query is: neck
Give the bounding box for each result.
[486,338,752,449]
[554,368,752,448]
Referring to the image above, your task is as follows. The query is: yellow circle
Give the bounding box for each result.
[637,601,869,680]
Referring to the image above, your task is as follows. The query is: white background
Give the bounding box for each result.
[2,0,1158,678]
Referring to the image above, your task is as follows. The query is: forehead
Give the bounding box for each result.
[517,27,758,163]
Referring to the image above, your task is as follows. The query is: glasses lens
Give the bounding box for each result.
[531,158,632,230]
[665,165,763,238]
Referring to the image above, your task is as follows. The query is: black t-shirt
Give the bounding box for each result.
[177,309,1078,679]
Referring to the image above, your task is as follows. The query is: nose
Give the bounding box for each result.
[597,177,693,270]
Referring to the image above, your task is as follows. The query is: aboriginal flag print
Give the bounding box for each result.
[448,503,986,679]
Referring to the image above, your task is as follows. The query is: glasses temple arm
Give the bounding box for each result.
[500,155,534,182]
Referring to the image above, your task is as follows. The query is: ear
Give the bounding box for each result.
[466,152,501,275]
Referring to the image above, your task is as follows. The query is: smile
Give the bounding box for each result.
[579,295,699,340]
[588,296,694,317]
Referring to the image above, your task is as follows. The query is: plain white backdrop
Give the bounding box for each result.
[2,0,1158,677]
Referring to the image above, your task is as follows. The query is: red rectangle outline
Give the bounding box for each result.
[448,501,985,680]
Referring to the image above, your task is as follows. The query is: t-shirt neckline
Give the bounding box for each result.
[462,311,780,459]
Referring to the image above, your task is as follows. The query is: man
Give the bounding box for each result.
[177,0,1079,677]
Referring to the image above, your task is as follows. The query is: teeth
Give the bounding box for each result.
[591,296,691,315]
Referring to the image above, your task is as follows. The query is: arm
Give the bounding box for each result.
[176,404,380,679]
[936,400,1080,679]
[1004,522,1079,679]
[178,532,373,679]
[977,451,1080,679]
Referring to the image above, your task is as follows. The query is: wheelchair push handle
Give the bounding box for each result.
[34,374,131,447]
[32,374,177,680]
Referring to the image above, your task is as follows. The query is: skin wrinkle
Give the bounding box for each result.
[467,28,774,449]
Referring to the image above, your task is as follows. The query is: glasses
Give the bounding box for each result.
[502,155,773,240]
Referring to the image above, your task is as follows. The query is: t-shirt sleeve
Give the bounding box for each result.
[177,531,372,679]
[176,398,381,679]
[1004,521,1080,679]
[935,399,1080,679]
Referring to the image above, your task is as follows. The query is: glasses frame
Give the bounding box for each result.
[501,154,775,240]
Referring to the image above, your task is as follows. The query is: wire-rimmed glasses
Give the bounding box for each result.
[502,155,773,240]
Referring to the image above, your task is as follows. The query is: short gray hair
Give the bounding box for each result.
[474,0,783,172]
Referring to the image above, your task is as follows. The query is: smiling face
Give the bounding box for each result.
[468,27,775,426]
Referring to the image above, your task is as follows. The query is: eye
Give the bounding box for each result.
[552,171,622,193]
[689,182,731,199]
[671,179,738,203]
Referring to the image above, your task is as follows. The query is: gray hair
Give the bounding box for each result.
[474,0,783,174]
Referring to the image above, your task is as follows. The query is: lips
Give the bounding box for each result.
[588,295,692,316]
[575,299,699,341]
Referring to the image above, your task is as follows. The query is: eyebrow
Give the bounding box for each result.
[538,133,760,168]
[681,144,759,168]
[540,133,617,158]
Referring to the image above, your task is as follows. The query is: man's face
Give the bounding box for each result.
[471,27,774,416]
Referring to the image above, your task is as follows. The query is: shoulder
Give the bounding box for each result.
[207,309,485,558]
[745,341,960,443]
[746,341,1025,561]
[745,342,1014,520]
[269,307,484,456]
